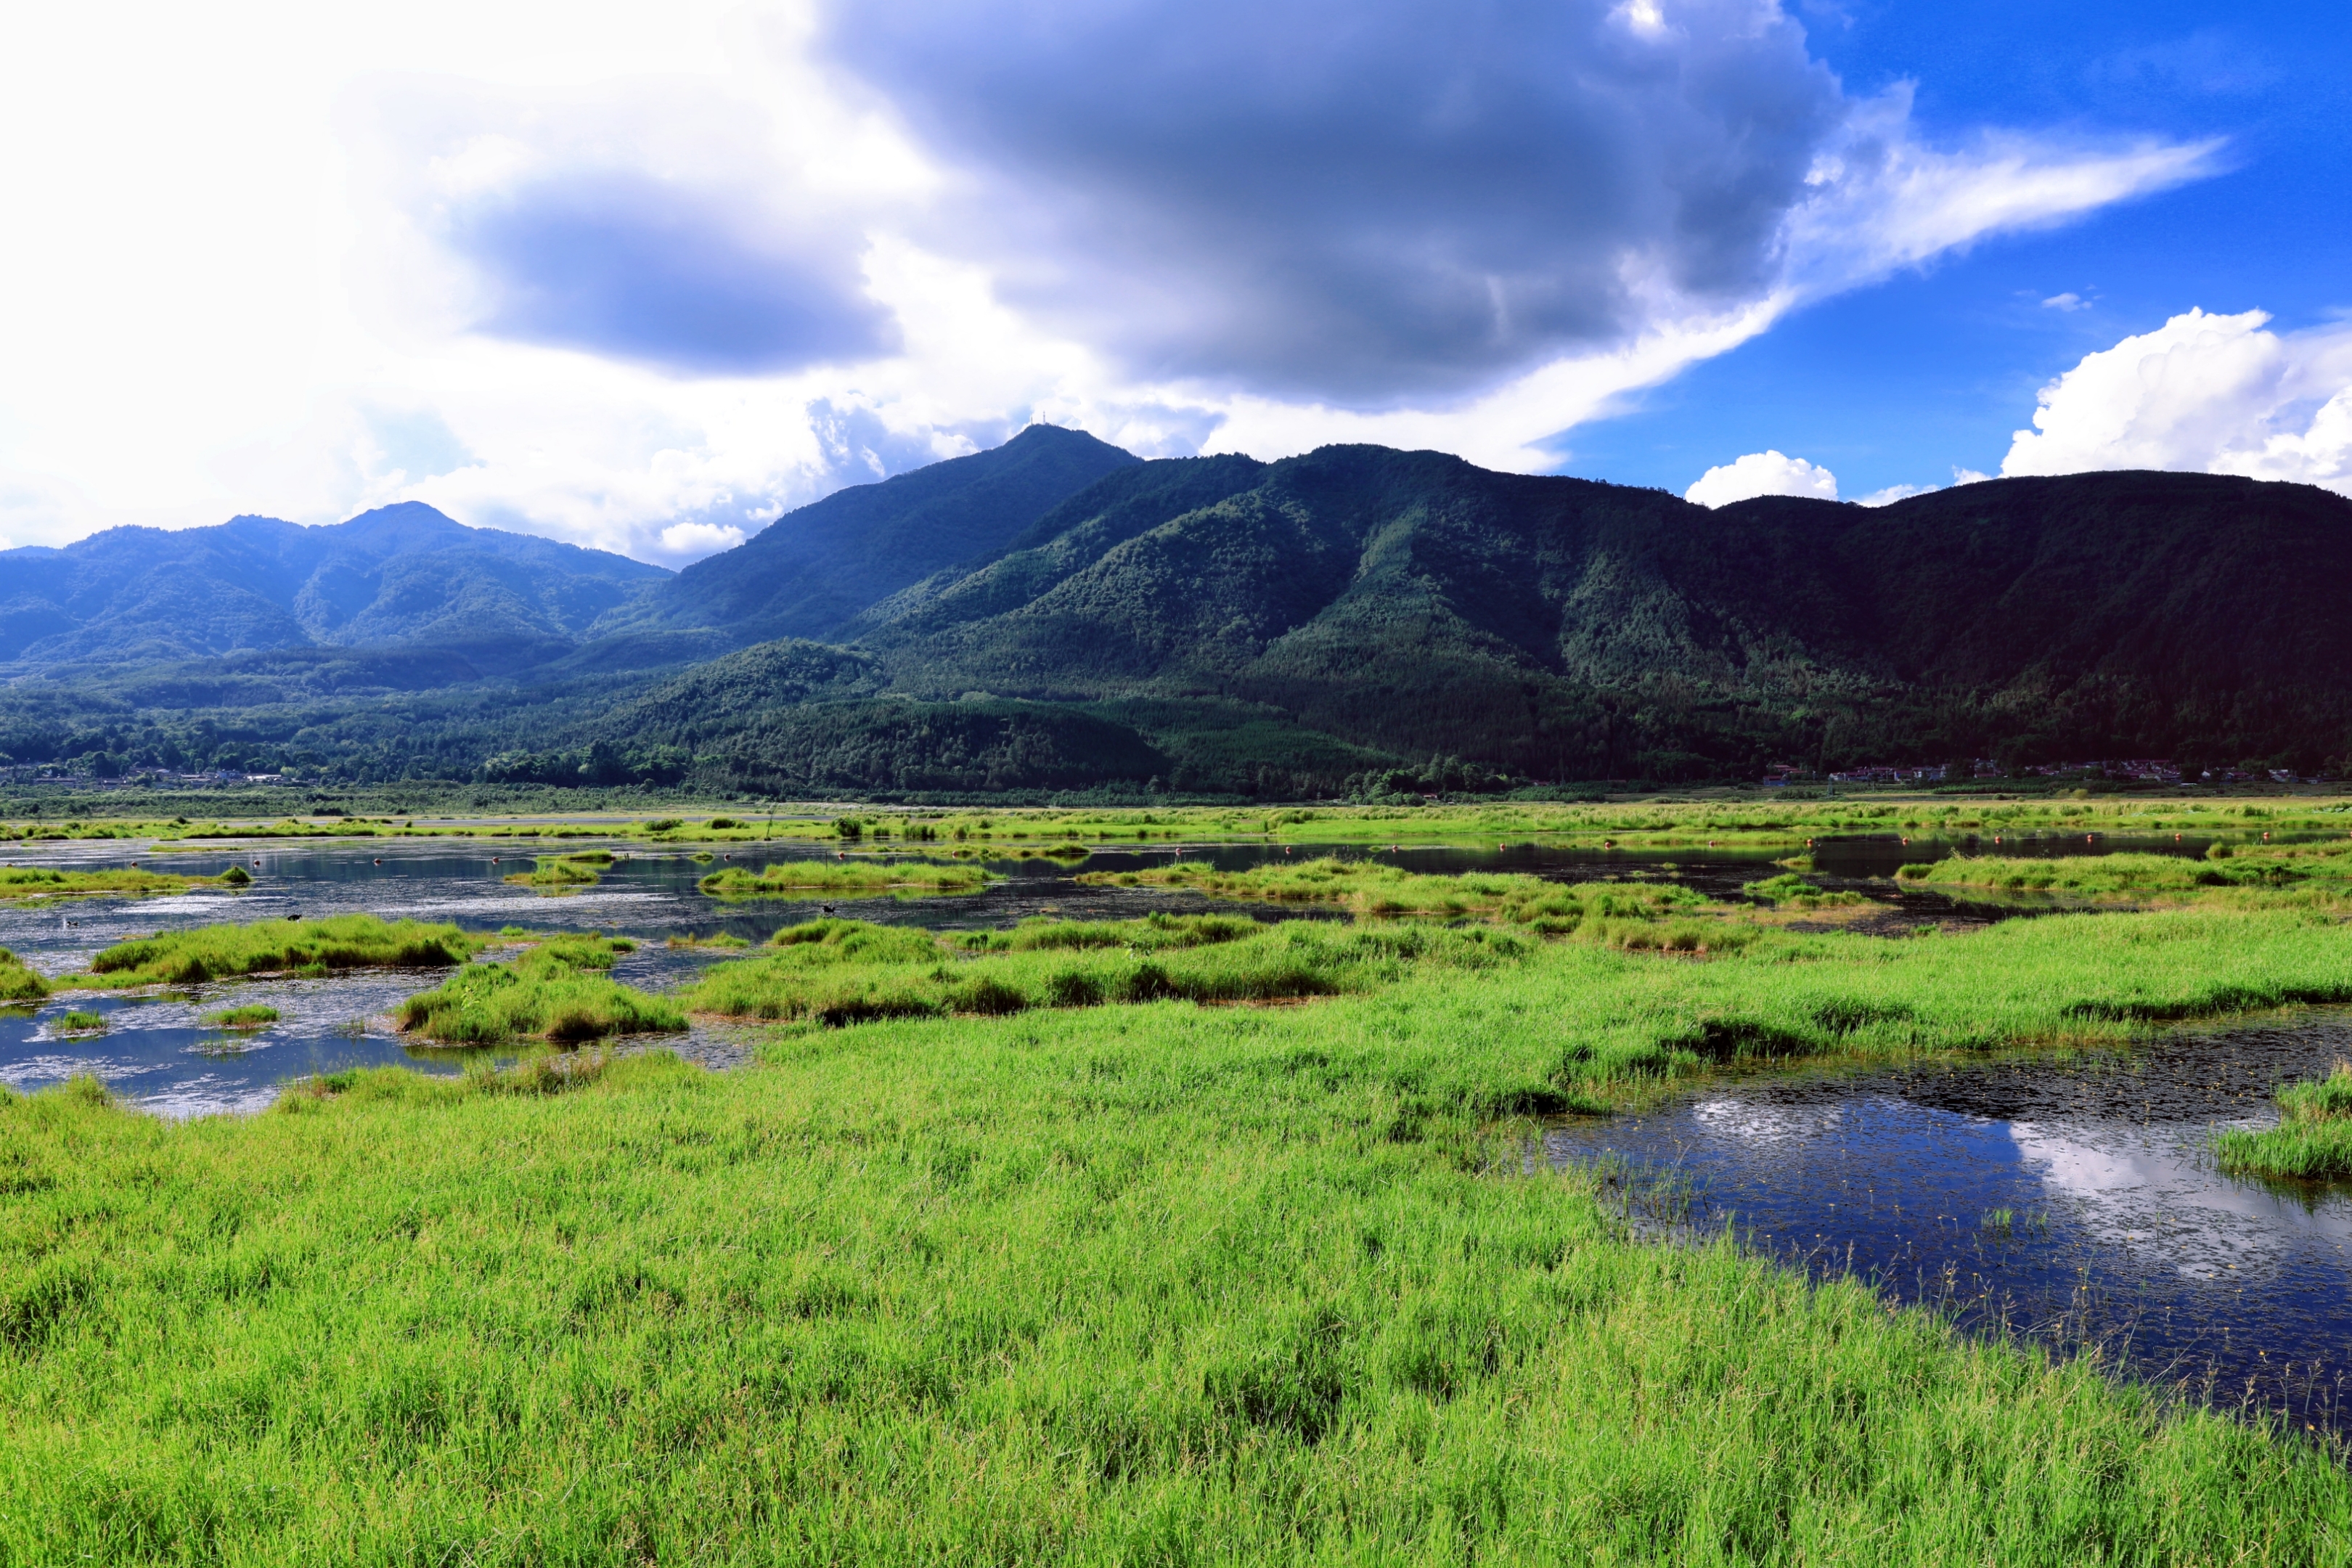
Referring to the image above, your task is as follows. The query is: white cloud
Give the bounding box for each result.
[2043,292,2089,311]
[656,520,748,560]
[1855,482,1927,505]
[0,0,2226,560]
[1685,450,1840,507]
[2001,308,2352,494]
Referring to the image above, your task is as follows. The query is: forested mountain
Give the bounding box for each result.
[8,428,2350,796]
[0,502,666,672]
[611,423,1142,654]
[595,447,2352,793]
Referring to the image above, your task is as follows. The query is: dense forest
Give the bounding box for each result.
[4,428,2349,798]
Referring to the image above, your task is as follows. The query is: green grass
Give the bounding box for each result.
[697,859,997,899]
[680,914,1532,1027]
[7,929,2352,1559]
[665,931,751,949]
[1741,872,1870,910]
[2216,1063,2352,1180]
[200,1004,281,1030]
[61,915,487,989]
[0,948,46,1002]
[685,905,2352,1088]
[502,855,605,890]
[395,936,685,1045]
[1079,856,1757,950]
[52,1008,106,1034]
[0,864,247,902]
[1898,844,2352,899]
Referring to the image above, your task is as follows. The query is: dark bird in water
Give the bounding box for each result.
[821,904,837,915]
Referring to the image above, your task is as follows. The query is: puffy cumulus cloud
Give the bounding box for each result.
[656,520,748,560]
[0,0,2224,561]
[1685,449,1839,507]
[2002,309,2352,495]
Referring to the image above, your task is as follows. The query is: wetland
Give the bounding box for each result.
[9,797,2352,1559]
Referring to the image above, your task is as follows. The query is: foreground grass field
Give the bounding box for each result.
[12,877,2352,1558]
[11,920,2352,1561]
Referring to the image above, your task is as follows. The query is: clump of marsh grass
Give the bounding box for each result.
[66,915,486,989]
[1080,857,1755,950]
[396,936,682,1046]
[504,855,604,891]
[680,913,1530,1026]
[1742,873,1869,911]
[200,1003,281,1030]
[0,947,48,1001]
[54,1008,107,1035]
[698,860,995,899]
[2216,1062,2352,1180]
[666,931,751,949]
[0,865,247,902]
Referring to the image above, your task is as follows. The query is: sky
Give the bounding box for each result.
[0,0,2345,564]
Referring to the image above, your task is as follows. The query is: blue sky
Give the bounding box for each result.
[0,0,2345,560]
[1564,0,2352,501]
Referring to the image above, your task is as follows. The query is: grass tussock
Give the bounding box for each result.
[2217,1063,2352,1180]
[681,913,1530,1026]
[52,1009,106,1034]
[395,936,684,1046]
[0,865,245,902]
[665,931,751,949]
[200,1004,280,1030]
[1899,844,2352,899]
[502,855,605,890]
[1742,873,1871,910]
[1082,856,1753,950]
[697,859,997,899]
[0,948,47,1002]
[64,915,487,989]
[5,946,2352,1560]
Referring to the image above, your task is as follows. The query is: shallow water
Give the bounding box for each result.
[1545,1016,2352,1441]
[0,830,2219,1116]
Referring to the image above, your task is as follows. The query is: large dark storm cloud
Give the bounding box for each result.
[821,0,1845,403]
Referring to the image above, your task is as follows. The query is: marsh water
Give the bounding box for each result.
[15,825,2344,1437]
[1545,1019,2352,1442]
[0,828,2213,1114]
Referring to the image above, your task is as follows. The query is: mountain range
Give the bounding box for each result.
[4,426,2349,794]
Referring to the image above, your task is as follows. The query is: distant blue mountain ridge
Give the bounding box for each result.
[0,502,667,671]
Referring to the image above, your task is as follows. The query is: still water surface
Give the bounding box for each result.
[1547,1018,2352,1442]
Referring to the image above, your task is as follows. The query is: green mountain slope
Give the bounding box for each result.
[619,423,1142,651]
[820,446,2352,782]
